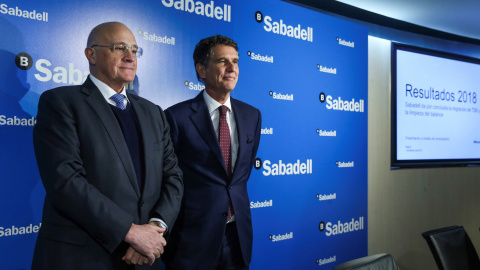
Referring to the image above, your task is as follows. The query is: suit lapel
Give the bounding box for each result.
[81,78,141,197]
[128,94,153,196]
[231,98,253,182]
[189,92,227,173]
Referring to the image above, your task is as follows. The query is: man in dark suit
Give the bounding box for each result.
[163,35,261,270]
[32,22,183,269]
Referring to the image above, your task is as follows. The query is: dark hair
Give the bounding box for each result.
[193,35,238,82]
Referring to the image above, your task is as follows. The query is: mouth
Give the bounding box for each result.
[119,67,136,72]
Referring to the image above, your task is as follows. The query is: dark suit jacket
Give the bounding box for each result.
[163,91,261,270]
[32,77,183,270]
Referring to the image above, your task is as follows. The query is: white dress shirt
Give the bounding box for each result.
[90,75,130,107]
[203,90,239,170]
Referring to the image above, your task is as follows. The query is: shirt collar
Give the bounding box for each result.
[89,74,129,103]
[203,90,232,114]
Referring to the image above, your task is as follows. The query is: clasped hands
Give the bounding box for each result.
[123,222,167,266]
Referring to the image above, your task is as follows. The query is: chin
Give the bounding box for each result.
[224,83,237,91]
[121,75,136,82]
[120,71,136,79]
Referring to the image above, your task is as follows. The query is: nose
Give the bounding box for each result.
[226,60,238,72]
[123,49,136,62]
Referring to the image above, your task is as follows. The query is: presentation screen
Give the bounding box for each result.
[391,43,480,168]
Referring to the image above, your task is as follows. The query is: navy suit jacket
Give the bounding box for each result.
[163,91,261,270]
[32,77,183,269]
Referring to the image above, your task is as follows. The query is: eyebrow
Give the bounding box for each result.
[216,56,239,61]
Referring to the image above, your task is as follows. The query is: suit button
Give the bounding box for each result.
[228,185,232,190]
[223,213,228,217]
[139,201,144,207]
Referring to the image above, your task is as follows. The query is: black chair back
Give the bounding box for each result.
[333,253,399,270]
[422,225,480,270]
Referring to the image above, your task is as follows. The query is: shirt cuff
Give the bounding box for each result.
[149,218,168,231]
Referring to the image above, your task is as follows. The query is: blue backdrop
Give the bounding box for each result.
[0,0,368,269]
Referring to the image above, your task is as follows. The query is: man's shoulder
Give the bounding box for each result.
[165,96,198,113]
[40,84,84,100]
[231,98,260,114]
[128,93,160,109]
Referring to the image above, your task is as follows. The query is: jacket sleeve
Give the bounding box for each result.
[151,106,183,230]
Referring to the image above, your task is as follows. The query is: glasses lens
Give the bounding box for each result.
[113,43,127,54]
[131,45,139,54]
[136,47,143,58]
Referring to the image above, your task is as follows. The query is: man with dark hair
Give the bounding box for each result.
[163,35,261,270]
[193,35,239,81]
[32,22,183,269]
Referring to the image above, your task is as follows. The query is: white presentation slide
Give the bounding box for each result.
[396,48,480,160]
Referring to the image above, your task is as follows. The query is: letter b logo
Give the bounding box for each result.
[254,158,262,170]
[16,52,33,70]
[20,57,28,66]
[319,221,325,231]
[319,92,326,103]
[255,11,263,23]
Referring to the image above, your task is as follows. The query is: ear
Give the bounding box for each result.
[196,63,206,79]
[85,47,96,65]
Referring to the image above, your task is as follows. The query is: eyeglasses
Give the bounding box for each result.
[90,42,143,58]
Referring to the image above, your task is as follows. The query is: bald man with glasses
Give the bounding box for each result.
[31,22,183,270]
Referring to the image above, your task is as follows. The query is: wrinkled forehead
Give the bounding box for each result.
[210,45,239,60]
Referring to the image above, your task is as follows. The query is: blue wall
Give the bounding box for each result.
[0,0,368,269]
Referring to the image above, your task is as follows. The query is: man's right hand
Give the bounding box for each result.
[124,223,166,265]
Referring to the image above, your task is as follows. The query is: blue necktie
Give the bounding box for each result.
[110,94,126,110]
